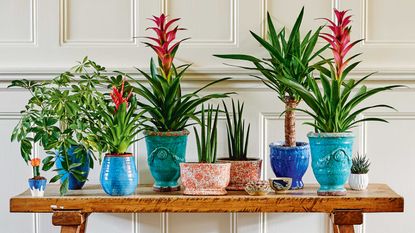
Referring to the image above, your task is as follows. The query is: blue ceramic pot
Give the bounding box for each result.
[308,132,354,196]
[28,178,47,197]
[269,142,310,189]
[145,130,189,192]
[55,146,91,190]
[100,154,138,196]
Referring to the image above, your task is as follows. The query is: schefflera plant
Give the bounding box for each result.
[180,105,231,196]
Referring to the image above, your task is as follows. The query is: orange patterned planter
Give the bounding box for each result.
[218,159,262,190]
[180,163,231,195]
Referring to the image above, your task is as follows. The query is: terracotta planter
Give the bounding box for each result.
[180,162,231,195]
[218,159,262,190]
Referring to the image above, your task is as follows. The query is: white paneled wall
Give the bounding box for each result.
[0,0,413,233]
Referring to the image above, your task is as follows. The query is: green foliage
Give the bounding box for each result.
[132,59,231,132]
[194,105,219,163]
[351,153,370,174]
[9,57,113,195]
[214,8,328,103]
[223,100,250,160]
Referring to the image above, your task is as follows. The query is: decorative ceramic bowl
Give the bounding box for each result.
[269,177,292,192]
[244,180,271,196]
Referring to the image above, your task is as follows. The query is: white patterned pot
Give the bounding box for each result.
[349,173,369,190]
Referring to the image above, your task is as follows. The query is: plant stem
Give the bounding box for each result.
[284,97,297,147]
[33,166,40,177]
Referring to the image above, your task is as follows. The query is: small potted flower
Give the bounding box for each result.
[277,9,402,195]
[349,154,370,191]
[218,100,261,190]
[215,8,327,189]
[85,80,145,196]
[28,158,47,197]
[180,105,231,195]
[133,14,230,192]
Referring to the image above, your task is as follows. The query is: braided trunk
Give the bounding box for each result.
[284,97,297,147]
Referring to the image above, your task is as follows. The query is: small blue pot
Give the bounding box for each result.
[100,154,138,196]
[28,178,47,197]
[308,132,354,196]
[55,146,91,190]
[269,142,310,189]
[145,130,189,192]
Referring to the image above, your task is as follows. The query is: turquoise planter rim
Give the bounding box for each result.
[307,132,354,138]
[269,141,309,150]
[105,153,133,157]
[144,129,190,136]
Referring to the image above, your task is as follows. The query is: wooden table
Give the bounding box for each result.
[10,184,403,233]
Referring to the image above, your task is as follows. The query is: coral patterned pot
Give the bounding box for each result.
[218,159,262,190]
[180,162,231,195]
[349,173,369,191]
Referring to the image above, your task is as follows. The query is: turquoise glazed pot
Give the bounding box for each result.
[308,132,354,196]
[145,130,189,192]
[100,154,138,196]
[269,142,310,189]
[55,146,91,190]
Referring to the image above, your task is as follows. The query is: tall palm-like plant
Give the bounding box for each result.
[215,8,327,147]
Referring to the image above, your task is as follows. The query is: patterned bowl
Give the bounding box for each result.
[244,180,272,196]
[269,177,292,192]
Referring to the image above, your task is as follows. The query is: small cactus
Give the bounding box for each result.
[351,153,370,174]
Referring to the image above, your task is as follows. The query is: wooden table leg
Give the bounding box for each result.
[331,210,363,233]
[52,210,90,233]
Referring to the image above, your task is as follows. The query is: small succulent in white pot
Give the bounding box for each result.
[349,154,370,190]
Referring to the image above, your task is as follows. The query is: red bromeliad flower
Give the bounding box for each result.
[30,158,41,167]
[320,9,360,80]
[145,14,187,79]
[110,80,132,111]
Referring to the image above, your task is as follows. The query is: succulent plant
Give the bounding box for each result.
[351,153,370,174]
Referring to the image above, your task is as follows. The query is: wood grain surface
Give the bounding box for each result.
[10,184,403,213]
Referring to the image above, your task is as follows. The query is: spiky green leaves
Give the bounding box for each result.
[351,153,370,174]
[194,105,219,163]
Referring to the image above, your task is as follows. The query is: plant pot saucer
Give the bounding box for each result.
[226,183,245,191]
[153,185,180,192]
[183,188,227,196]
[317,190,347,196]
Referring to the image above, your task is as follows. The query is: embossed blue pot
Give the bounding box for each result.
[28,178,47,197]
[55,146,91,190]
[100,154,138,196]
[308,132,354,196]
[145,130,189,192]
[270,142,310,189]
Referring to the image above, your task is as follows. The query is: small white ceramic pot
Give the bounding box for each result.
[349,173,369,190]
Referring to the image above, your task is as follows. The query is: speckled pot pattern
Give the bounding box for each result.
[218,159,262,190]
[180,163,231,195]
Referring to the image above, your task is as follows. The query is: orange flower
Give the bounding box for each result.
[30,158,41,167]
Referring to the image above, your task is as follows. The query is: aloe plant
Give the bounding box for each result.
[351,153,370,174]
[278,9,403,133]
[223,100,250,160]
[194,105,219,163]
[215,8,327,147]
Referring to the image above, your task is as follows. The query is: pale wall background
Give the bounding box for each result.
[0,0,413,233]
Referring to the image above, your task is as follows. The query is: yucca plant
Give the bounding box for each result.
[278,9,403,132]
[133,14,230,132]
[215,8,327,147]
[223,100,250,160]
[351,153,370,174]
[194,105,219,163]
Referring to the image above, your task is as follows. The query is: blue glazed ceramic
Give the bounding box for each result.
[145,130,189,192]
[269,142,310,189]
[28,178,47,197]
[55,146,91,190]
[100,154,138,196]
[308,132,354,196]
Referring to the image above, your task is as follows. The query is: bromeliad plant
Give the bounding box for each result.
[215,8,327,147]
[133,14,230,132]
[278,9,403,132]
[194,105,220,163]
[223,100,250,160]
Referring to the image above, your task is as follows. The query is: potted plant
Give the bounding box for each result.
[180,105,231,195]
[276,9,402,195]
[9,58,109,195]
[28,158,47,197]
[214,8,327,189]
[349,153,370,190]
[84,80,145,196]
[132,14,230,192]
[217,100,261,190]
